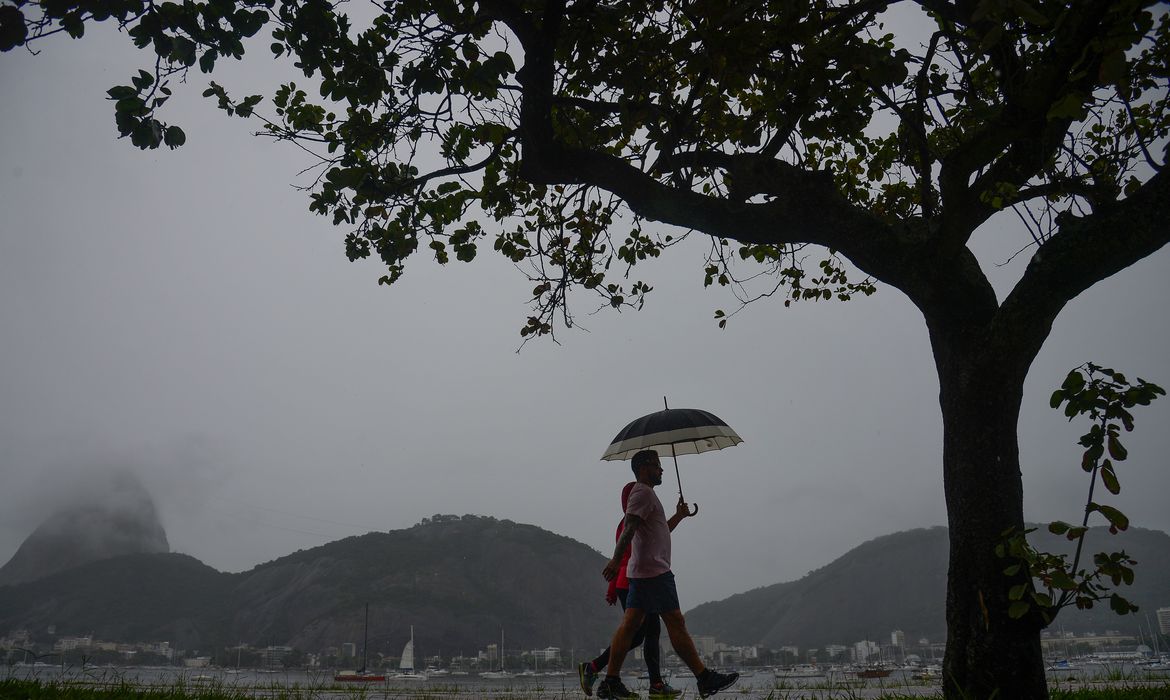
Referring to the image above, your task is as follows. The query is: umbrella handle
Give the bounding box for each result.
[669,443,697,516]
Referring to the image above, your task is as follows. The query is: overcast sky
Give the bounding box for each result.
[1,18,1168,609]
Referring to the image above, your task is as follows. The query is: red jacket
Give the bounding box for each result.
[605,482,637,603]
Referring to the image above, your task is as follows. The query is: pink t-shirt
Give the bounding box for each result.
[625,483,671,579]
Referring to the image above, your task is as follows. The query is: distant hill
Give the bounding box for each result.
[0,553,231,650]
[685,525,1170,648]
[0,472,169,587]
[0,515,617,657]
[221,514,616,657]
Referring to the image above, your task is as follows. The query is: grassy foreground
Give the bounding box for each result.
[4,678,1170,700]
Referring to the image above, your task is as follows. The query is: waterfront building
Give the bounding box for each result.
[1157,607,1170,636]
[853,639,879,663]
[53,636,93,652]
[692,635,716,660]
[530,646,560,662]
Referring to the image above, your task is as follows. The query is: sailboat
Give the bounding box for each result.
[334,604,386,682]
[223,644,244,675]
[479,629,514,679]
[393,626,428,680]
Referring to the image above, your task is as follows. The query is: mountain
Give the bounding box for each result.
[221,514,615,656]
[0,472,170,587]
[685,525,1170,648]
[0,553,231,650]
[0,515,618,656]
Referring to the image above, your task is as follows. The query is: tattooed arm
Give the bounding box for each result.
[602,513,642,581]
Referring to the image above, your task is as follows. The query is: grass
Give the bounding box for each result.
[3,678,1170,700]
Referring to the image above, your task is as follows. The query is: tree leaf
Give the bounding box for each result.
[1047,92,1087,121]
[164,126,186,148]
[1107,435,1128,461]
[1100,462,1120,495]
[1096,504,1129,532]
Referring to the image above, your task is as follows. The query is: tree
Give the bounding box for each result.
[4,0,1168,697]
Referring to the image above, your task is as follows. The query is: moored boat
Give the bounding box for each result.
[774,664,825,678]
[333,670,387,682]
[334,603,385,683]
[480,628,513,678]
[393,626,428,681]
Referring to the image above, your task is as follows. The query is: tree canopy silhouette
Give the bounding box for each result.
[4,1,1168,697]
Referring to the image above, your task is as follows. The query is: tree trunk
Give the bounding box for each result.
[932,327,1048,700]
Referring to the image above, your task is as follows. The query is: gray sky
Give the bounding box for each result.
[1,20,1168,609]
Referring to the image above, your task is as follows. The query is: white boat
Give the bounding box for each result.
[480,629,514,679]
[393,626,428,680]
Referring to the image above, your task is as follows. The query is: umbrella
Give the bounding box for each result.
[601,398,742,514]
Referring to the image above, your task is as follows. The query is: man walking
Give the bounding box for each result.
[595,450,738,699]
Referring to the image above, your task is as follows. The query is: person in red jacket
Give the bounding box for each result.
[597,450,738,699]
[579,482,679,698]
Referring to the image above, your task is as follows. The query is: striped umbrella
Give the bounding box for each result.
[601,398,742,513]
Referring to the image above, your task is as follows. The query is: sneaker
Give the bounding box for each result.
[578,662,599,696]
[596,676,640,699]
[648,680,681,698]
[697,669,739,698]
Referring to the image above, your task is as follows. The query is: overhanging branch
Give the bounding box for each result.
[994,168,1170,356]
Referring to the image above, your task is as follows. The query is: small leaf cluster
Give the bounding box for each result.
[1051,363,1166,533]
[6,0,273,148]
[998,526,1139,625]
[107,70,185,149]
[997,363,1163,626]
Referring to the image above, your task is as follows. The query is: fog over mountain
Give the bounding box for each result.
[0,471,169,586]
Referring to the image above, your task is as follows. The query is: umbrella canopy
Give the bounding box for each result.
[600,405,742,512]
[600,407,743,461]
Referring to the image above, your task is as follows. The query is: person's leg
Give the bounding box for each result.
[581,588,633,696]
[580,588,630,695]
[620,587,648,657]
[641,613,662,682]
[658,608,739,698]
[658,609,705,676]
[603,607,646,678]
[589,647,610,673]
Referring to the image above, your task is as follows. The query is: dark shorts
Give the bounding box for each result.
[625,571,679,614]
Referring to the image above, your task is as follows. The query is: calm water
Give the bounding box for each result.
[5,663,1168,698]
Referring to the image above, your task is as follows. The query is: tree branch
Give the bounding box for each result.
[936,2,1120,251]
[994,168,1170,357]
